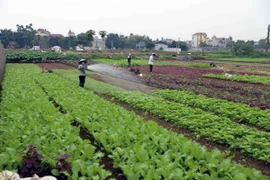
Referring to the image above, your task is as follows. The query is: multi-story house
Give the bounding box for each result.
[36,28,50,37]
[191,32,207,48]
[210,36,228,47]
[92,36,105,50]
[68,29,75,37]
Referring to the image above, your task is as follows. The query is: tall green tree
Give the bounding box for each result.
[15,23,36,48]
[77,33,89,46]
[105,33,120,49]
[0,29,15,48]
[48,36,65,47]
[179,41,188,51]
[86,29,95,47]
[118,35,126,49]
[232,40,254,56]
[146,42,155,49]
[125,34,153,49]
[226,40,234,48]
[199,42,208,47]
[246,40,255,46]
[258,39,267,49]
[39,36,49,50]
[62,36,77,50]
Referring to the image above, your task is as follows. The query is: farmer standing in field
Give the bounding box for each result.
[127,53,132,67]
[148,53,155,73]
[78,59,87,87]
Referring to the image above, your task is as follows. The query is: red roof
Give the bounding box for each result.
[8,41,17,45]
[212,36,226,40]
[68,29,75,35]
[50,34,64,38]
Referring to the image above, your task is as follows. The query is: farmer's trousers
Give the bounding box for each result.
[79,76,86,87]
[149,65,153,73]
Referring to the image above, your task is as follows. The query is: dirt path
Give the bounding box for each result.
[36,63,155,93]
[90,73,155,93]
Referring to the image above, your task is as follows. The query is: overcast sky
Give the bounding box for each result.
[0,0,269,41]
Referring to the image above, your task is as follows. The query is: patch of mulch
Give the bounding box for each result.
[35,63,76,70]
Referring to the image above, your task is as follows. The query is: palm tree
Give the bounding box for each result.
[37,35,41,47]
[16,23,36,48]
[99,30,107,49]
[99,30,107,40]
[16,24,27,48]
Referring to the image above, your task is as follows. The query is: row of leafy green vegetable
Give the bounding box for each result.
[0,64,110,179]
[5,51,89,61]
[54,69,270,164]
[5,50,213,68]
[150,89,270,131]
[94,58,212,68]
[37,68,269,179]
[111,91,270,163]
[203,74,270,85]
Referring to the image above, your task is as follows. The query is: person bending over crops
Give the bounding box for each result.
[209,61,216,67]
[78,59,87,87]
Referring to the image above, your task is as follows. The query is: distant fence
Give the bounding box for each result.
[0,42,6,90]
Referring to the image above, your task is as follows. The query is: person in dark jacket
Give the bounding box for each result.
[78,59,87,87]
[127,53,132,67]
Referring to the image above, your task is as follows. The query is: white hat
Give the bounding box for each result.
[79,59,86,62]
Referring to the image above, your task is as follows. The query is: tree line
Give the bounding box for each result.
[227,39,269,56]
[0,23,188,51]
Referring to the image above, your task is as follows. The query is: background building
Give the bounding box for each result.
[92,36,106,50]
[192,32,207,48]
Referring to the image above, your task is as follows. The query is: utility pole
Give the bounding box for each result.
[111,40,113,50]
[175,39,178,54]
[177,38,180,54]
[266,24,270,52]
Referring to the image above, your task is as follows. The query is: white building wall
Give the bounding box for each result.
[212,39,219,47]
[192,35,198,48]
[155,44,168,50]
[164,48,181,53]
[92,36,106,50]
[36,31,49,37]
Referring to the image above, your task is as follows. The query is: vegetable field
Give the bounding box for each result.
[0,62,270,179]
[134,65,270,109]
